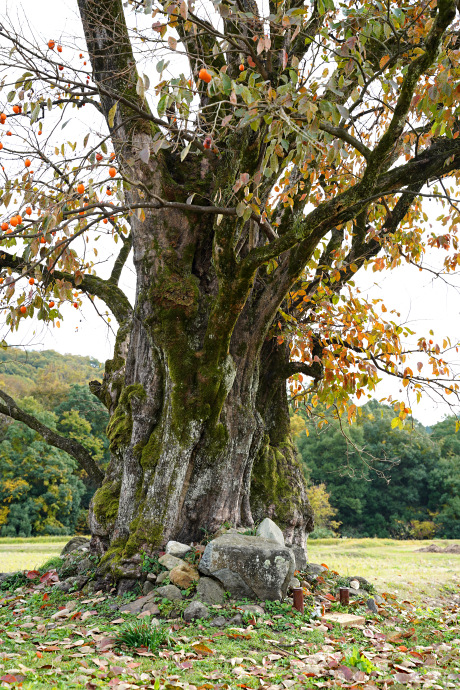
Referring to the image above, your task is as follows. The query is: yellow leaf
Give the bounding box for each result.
[379,55,390,70]
[192,643,214,656]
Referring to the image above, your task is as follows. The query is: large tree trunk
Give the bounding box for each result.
[88,210,313,569]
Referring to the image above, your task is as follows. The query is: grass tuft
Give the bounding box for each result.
[114,620,169,652]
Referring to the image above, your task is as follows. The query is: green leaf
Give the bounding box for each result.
[30,102,40,124]
[157,94,167,117]
[221,72,232,95]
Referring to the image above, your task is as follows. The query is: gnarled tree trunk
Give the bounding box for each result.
[88,205,314,569]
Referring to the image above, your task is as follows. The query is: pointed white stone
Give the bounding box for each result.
[256,517,285,546]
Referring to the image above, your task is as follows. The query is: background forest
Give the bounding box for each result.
[0,349,458,539]
[0,349,109,537]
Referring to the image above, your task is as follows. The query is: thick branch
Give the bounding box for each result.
[0,251,132,324]
[283,360,323,381]
[0,389,104,485]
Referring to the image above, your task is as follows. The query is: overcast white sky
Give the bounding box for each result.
[1,0,460,426]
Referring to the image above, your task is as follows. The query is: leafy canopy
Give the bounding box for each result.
[0,0,459,421]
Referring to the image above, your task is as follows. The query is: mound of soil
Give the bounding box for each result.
[416,544,460,553]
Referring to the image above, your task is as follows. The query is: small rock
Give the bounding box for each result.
[146,573,157,583]
[76,557,92,574]
[227,613,243,626]
[289,577,301,590]
[169,562,199,589]
[374,594,385,605]
[120,594,161,615]
[238,604,264,615]
[210,616,227,627]
[305,563,327,580]
[143,602,160,615]
[117,563,142,579]
[183,600,209,621]
[350,576,371,589]
[0,572,19,583]
[349,580,360,590]
[142,581,156,596]
[366,598,378,614]
[117,579,139,596]
[56,577,77,592]
[158,554,184,571]
[156,571,169,585]
[120,595,152,614]
[196,577,226,605]
[256,517,285,546]
[166,541,192,558]
[60,536,90,556]
[156,584,183,601]
[208,568,254,599]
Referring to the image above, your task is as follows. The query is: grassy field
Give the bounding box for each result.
[0,536,71,572]
[1,536,459,601]
[308,537,460,600]
[0,536,458,688]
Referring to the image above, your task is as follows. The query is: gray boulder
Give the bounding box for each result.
[60,536,90,556]
[183,600,209,621]
[156,584,183,601]
[196,577,226,605]
[166,541,192,558]
[199,532,295,601]
[256,518,285,546]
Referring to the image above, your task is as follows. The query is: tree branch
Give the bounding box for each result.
[0,389,104,485]
[0,250,132,324]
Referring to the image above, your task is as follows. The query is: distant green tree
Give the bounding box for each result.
[296,412,369,534]
[54,384,109,467]
[0,398,85,536]
[428,417,460,538]
[295,401,442,538]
